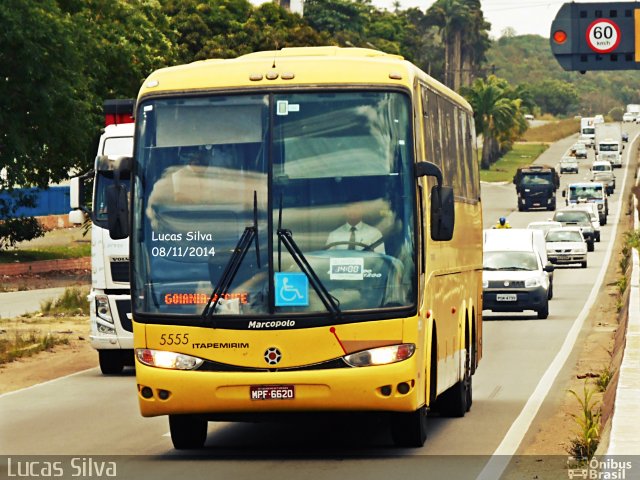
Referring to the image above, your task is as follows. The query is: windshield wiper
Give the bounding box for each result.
[276,195,341,318]
[201,192,261,326]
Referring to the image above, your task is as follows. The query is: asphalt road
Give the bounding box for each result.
[0,287,68,319]
[0,125,636,480]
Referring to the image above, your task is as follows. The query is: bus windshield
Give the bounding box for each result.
[132,91,416,320]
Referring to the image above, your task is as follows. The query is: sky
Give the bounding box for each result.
[252,0,637,39]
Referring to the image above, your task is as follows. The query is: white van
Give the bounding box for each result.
[483,229,554,319]
[591,160,613,173]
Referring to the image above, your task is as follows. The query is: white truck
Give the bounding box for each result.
[579,117,595,147]
[626,104,640,120]
[69,100,134,374]
[594,123,623,168]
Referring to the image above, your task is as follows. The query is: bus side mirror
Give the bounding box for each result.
[415,161,455,241]
[106,156,132,240]
[562,190,566,198]
[430,185,455,241]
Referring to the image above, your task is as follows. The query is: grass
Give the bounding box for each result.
[521,118,581,143]
[479,143,549,183]
[0,243,91,264]
[40,287,90,316]
[567,382,601,462]
[0,328,70,364]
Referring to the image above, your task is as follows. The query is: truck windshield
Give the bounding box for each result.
[521,173,552,186]
[599,144,618,152]
[582,128,595,135]
[569,185,603,201]
[131,92,416,320]
[95,172,131,223]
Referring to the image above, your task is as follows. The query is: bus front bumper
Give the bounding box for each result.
[135,357,422,417]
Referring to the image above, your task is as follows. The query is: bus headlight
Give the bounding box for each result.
[343,344,415,367]
[136,349,204,370]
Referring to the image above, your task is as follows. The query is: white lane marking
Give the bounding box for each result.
[476,131,639,480]
[0,368,98,399]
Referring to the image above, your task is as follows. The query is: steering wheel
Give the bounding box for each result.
[323,240,375,252]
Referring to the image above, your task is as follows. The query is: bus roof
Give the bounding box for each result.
[137,46,471,112]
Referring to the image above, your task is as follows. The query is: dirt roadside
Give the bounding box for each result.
[0,226,96,393]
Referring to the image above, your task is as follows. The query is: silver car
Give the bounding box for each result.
[559,156,579,174]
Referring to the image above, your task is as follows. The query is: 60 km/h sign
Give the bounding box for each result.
[586,18,621,53]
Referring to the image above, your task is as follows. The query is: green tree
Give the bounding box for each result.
[462,75,523,169]
[0,0,93,188]
[459,0,491,88]
[526,79,579,116]
[425,0,471,90]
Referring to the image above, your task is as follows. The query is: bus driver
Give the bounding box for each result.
[325,202,385,254]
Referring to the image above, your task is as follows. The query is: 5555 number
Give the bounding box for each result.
[158,333,190,346]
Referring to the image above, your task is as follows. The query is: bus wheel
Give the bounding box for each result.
[391,405,427,448]
[438,344,472,417]
[169,415,207,450]
[98,350,124,375]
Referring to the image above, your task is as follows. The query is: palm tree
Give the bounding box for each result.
[424,0,471,90]
[462,76,521,169]
[459,0,491,87]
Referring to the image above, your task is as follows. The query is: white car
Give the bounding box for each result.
[559,156,579,174]
[483,229,554,319]
[568,203,602,242]
[623,112,635,122]
[545,227,588,268]
[527,221,563,237]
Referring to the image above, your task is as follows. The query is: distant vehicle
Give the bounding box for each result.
[552,209,595,251]
[524,114,534,121]
[594,123,622,168]
[564,182,608,225]
[545,227,588,268]
[591,159,613,173]
[483,228,554,319]
[527,221,563,236]
[626,103,640,119]
[592,171,616,195]
[513,164,560,211]
[559,156,579,174]
[622,112,635,122]
[580,117,595,147]
[594,114,605,124]
[69,100,134,375]
[568,203,602,242]
[571,143,588,159]
[622,132,629,142]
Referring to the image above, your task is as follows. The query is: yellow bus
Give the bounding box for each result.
[108,46,483,448]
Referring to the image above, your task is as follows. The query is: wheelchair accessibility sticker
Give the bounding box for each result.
[275,273,309,306]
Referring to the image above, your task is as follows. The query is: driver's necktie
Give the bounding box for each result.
[348,226,357,250]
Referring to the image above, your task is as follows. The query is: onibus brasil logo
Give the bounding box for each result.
[567,456,633,479]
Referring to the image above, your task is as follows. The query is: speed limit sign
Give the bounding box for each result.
[585,18,621,53]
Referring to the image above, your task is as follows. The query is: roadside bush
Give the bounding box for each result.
[567,382,601,462]
[40,287,89,315]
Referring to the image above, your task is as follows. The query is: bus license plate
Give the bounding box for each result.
[250,385,295,400]
[497,294,517,302]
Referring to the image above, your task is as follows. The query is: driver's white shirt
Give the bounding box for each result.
[326,221,385,254]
